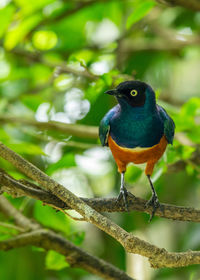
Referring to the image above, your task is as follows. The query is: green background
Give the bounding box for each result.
[0,0,200,279]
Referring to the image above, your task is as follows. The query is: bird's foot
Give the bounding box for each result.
[116,186,134,212]
[145,194,161,222]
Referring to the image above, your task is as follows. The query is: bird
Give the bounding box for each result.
[99,80,175,219]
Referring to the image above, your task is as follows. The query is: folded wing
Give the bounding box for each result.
[157,105,175,144]
[99,107,117,146]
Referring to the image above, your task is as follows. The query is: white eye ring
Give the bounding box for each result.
[130,89,138,96]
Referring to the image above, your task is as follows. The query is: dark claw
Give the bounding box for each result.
[145,194,160,222]
[116,187,129,212]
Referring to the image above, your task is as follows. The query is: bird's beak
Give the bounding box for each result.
[105,89,118,96]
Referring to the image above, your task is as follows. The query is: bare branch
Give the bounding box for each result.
[0,196,134,280]
[120,37,200,55]
[0,229,134,280]
[1,170,200,223]
[0,116,98,139]
[0,195,39,231]
[1,142,200,268]
[0,222,25,233]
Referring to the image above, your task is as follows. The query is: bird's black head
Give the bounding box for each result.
[106,80,154,108]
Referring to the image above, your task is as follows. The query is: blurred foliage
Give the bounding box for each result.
[0,0,200,279]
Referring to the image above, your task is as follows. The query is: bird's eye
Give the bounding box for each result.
[130,89,138,96]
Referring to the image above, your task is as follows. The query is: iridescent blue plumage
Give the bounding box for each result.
[99,80,175,218]
[99,82,175,149]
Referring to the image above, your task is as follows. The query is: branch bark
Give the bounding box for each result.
[0,196,133,280]
[0,116,98,139]
[121,37,200,54]
[1,169,200,223]
[0,142,200,268]
[0,229,134,280]
[0,194,39,231]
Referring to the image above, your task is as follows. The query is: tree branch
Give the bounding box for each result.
[0,142,200,268]
[0,195,39,231]
[1,169,200,223]
[0,195,134,280]
[0,116,98,139]
[158,0,200,11]
[0,229,134,280]
[7,48,98,80]
[0,222,25,233]
[0,115,199,174]
[120,37,200,55]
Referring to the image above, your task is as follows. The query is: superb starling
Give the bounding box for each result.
[99,81,175,218]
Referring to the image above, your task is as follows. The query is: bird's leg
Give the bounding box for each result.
[146,175,160,221]
[116,172,129,211]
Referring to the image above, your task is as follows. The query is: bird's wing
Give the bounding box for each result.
[99,107,117,146]
[157,105,175,144]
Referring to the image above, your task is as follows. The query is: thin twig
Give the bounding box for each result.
[0,196,39,231]
[0,222,25,233]
[8,48,98,80]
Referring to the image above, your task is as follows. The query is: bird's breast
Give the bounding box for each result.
[108,134,168,165]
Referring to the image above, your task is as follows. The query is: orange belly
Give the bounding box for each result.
[108,135,168,175]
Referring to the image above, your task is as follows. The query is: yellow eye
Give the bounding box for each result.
[130,89,138,96]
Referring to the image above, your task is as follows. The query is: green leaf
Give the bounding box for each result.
[8,143,44,155]
[125,165,143,183]
[85,79,106,104]
[0,223,18,235]
[181,145,195,160]
[0,233,14,241]
[45,250,69,271]
[4,14,42,50]
[126,1,155,29]
[164,144,180,164]
[21,94,47,112]
[46,153,76,175]
[14,0,54,15]
[0,128,10,142]
[29,63,52,85]
[68,231,85,246]
[181,97,200,117]
[0,5,15,38]
[186,164,195,176]
[34,201,71,235]
[101,73,113,87]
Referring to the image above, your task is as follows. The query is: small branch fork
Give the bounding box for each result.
[0,142,200,269]
[0,196,133,280]
[1,168,200,223]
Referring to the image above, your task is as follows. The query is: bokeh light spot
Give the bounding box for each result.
[33,30,58,50]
